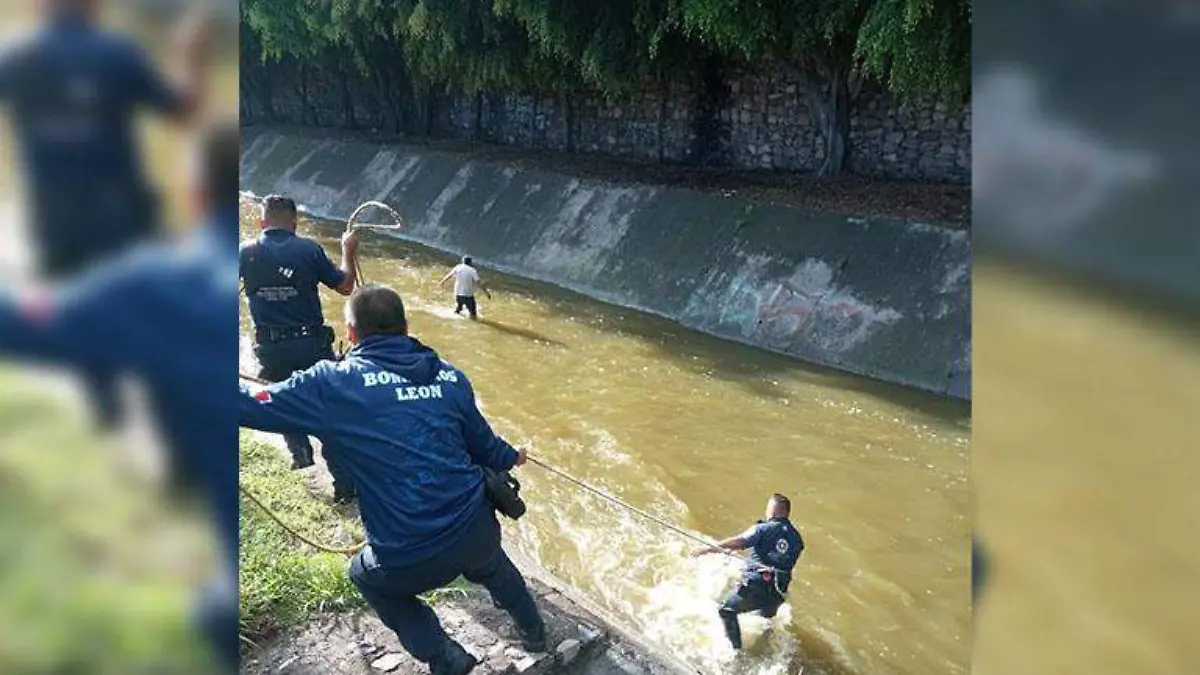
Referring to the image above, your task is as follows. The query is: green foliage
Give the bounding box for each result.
[670,0,969,102]
[241,0,970,102]
[857,0,971,103]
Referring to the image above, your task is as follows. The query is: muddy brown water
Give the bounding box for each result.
[238,203,972,675]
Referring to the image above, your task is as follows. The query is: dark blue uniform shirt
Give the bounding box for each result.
[0,207,239,561]
[239,334,519,568]
[740,516,804,591]
[239,229,346,330]
[0,15,181,190]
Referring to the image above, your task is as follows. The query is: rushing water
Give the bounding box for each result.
[238,200,972,675]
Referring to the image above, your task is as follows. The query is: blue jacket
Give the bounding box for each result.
[0,208,240,563]
[740,517,804,591]
[239,334,519,567]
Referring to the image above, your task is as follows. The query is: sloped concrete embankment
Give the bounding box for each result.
[240,129,971,399]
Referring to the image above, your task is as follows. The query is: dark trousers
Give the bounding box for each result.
[454,295,478,319]
[34,189,160,433]
[719,579,785,649]
[349,506,545,665]
[255,335,354,495]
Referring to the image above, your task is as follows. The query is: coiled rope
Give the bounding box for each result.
[344,200,404,288]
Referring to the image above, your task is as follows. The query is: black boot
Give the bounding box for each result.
[430,641,477,675]
[719,608,742,650]
[332,484,357,505]
[518,624,547,653]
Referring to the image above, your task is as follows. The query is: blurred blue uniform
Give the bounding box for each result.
[0,207,240,670]
[239,334,546,670]
[0,10,182,275]
[719,517,804,649]
[0,10,186,430]
[239,227,354,496]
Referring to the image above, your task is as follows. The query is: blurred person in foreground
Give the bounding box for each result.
[0,119,240,671]
[0,0,209,432]
[240,194,359,503]
[240,283,548,675]
[692,494,804,651]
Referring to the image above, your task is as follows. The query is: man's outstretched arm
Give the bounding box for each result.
[239,367,331,437]
[691,523,765,558]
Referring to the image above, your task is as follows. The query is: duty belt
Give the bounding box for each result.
[255,324,330,344]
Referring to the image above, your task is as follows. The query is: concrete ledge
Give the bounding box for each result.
[241,129,971,399]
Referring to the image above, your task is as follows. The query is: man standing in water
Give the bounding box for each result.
[0,0,209,431]
[240,283,549,675]
[239,194,359,503]
[692,493,804,651]
[438,255,491,319]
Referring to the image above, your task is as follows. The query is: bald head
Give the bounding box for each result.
[43,0,98,19]
[192,119,240,212]
[345,284,409,343]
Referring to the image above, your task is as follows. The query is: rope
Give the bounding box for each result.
[343,200,404,288]
[526,456,747,563]
[239,484,364,556]
[238,370,745,564]
[239,371,366,556]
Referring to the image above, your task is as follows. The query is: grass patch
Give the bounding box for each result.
[0,370,213,673]
[238,437,366,644]
[239,435,471,649]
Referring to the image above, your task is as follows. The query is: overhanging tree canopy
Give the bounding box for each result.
[242,0,970,176]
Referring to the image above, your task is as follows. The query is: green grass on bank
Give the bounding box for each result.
[238,437,366,645]
[0,370,213,673]
[239,436,471,648]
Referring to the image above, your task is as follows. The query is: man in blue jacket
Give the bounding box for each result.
[0,120,240,670]
[0,0,209,432]
[240,283,548,675]
[692,493,804,651]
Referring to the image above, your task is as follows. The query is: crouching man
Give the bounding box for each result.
[239,283,548,675]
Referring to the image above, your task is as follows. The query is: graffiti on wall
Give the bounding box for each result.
[713,257,902,354]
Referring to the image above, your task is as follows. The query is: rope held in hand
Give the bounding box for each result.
[344,200,404,288]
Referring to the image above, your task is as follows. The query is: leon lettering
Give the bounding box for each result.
[396,385,444,401]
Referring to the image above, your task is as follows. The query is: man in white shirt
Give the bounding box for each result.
[438,256,491,319]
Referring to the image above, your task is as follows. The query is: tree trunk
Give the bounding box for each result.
[423,87,437,138]
[564,92,576,153]
[530,97,539,146]
[473,90,484,141]
[297,63,312,126]
[341,55,356,129]
[805,59,857,177]
[657,72,669,163]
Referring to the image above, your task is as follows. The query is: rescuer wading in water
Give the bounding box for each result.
[692,493,804,650]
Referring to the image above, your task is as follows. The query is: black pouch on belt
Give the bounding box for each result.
[483,467,526,520]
